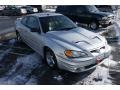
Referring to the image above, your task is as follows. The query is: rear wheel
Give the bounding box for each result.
[45,48,58,69]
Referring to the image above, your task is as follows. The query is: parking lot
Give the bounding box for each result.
[0,16,120,85]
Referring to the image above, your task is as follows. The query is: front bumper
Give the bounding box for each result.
[56,45,111,73]
[99,19,115,26]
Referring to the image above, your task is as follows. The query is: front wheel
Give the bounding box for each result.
[89,22,99,30]
[45,48,58,69]
[102,25,108,28]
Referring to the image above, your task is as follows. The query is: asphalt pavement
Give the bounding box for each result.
[0,16,120,85]
[0,16,17,30]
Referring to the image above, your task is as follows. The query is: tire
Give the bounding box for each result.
[44,48,58,69]
[16,31,22,43]
[102,25,108,28]
[89,21,99,30]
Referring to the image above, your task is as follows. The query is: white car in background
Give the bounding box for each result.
[20,6,38,14]
[15,13,111,72]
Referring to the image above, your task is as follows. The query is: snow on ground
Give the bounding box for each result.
[53,75,63,81]
[25,75,38,85]
[0,53,42,85]
[116,21,120,45]
[81,66,112,85]
[0,49,11,62]
[76,66,112,85]
[102,55,118,67]
[76,56,118,85]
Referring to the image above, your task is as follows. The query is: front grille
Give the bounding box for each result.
[108,16,114,20]
[85,59,103,69]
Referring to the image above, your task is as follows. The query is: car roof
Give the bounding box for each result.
[28,12,62,18]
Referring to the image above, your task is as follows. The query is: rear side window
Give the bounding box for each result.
[27,16,40,30]
[21,17,28,25]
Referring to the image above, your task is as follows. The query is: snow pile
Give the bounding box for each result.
[111,46,116,52]
[76,57,118,85]
[115,21,120,45]
[102,56,118,67]
[77,66,112,85]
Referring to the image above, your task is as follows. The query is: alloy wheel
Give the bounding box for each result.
[46,49,57,68]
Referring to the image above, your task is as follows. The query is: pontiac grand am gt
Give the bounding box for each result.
[15,13,111,72]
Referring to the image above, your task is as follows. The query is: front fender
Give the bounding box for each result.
[44,38,66,58]
[44,38,82,59]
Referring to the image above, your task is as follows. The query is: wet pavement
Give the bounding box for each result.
[0,16,120,85]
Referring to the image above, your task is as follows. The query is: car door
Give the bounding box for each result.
[69,6,89,24]
[22,16,44,55]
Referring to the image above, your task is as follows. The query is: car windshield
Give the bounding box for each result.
[86,5,99,12]
[39,15,77,33]
[22,6,32,9]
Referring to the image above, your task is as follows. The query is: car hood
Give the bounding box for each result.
[92,11,114,17]
[45,27,105,50]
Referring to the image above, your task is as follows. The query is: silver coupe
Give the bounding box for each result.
[15,13,111,72]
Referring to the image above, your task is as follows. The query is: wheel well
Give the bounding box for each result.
[43,46,50,55]
[89,20,99,28]
[43,46,54,56]
[90,20,98,24]
[43,46,58,67]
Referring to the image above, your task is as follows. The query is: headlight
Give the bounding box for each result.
[64,50,88,58]
[102,17,108,20]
